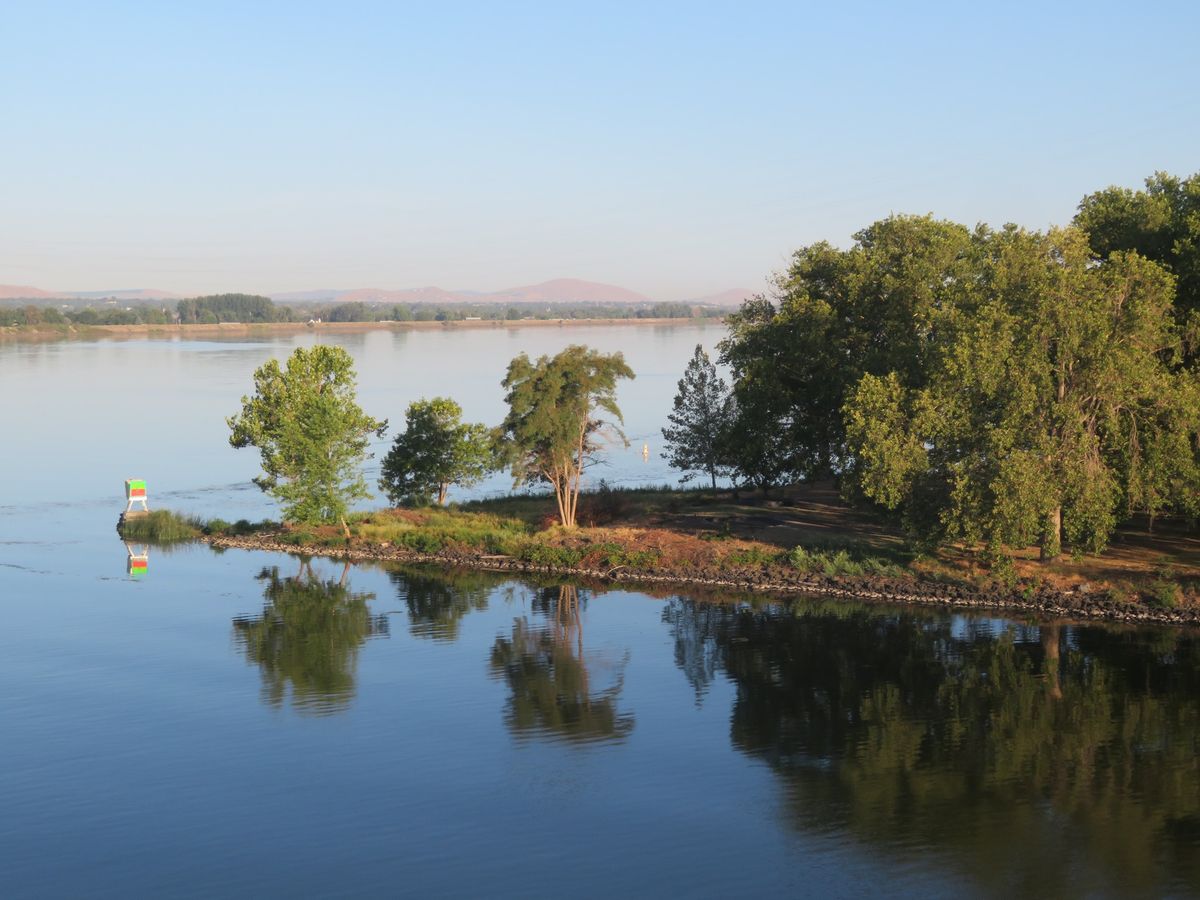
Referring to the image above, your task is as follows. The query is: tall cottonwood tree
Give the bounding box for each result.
[499,345,634,528]
[845,226,1200,559]
[662,344,734,488]
[228,345,386,534]
[719,216,975,483]
[1075,171,1200,350]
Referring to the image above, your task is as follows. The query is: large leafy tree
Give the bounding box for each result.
[719,215,974,483]
[846,226,1200,558]
[662,344,734,488]
[500,344,634,528]
[1075,171,1200,350]
[379,397,494,506]
[228,345,386,533]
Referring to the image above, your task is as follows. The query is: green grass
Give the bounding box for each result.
[789,542,907,578]
[118,509,204,544]
[354,508,531,555]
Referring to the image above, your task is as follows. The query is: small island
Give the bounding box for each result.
[119,170,1200,634]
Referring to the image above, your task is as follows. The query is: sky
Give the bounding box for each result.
[1,0,1197,300]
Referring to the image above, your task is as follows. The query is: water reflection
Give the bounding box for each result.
[490,585,633,745]
[388,567,495,642]
[124,542,149,579]
[664,597,1200,895]
[232,560,388,715]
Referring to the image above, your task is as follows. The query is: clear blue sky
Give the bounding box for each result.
[1,0,1196,299]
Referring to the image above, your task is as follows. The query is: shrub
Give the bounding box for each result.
[1148,579,1181,609]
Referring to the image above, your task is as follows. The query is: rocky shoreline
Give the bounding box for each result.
[205,532,1200,628]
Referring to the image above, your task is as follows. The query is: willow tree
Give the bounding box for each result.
[499,344,634,528]
[228,345,386,534]
[846,226,1200,559]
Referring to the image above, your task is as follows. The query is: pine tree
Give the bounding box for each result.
[662,344,734,489]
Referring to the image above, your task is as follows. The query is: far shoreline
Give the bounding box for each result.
[0,316,726,343]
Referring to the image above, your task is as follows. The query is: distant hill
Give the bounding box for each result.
[333,286,465,304]
[0,285,179,301]
[269,289,343,302]
[66,288,181,301]
[2,278,749,306]
[0,284,63,300]
[491,278,652,304]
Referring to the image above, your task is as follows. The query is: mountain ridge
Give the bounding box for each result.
[1,278,754,307]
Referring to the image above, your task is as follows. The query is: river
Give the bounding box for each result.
[1,324,1198,898]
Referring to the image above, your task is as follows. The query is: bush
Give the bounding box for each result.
[1148,579,1181,609]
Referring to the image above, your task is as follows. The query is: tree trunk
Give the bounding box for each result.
[710,470,717,490]
[339,515,351,541]
[1040,506,1062,561]
[438,483,448,505]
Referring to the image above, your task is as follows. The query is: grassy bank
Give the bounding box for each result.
[124,482,1200,622]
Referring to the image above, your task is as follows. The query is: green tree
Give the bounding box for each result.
[846,226,1200,558]
[379,397,495,506]
[500,344,634,528]
[227,345,386,534]
[1075,171,1200,350]
[719,216,974,481]
[662,344,735,488]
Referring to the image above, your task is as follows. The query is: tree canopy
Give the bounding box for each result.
[227,345,386,531]
[714,187,1200,560]
[379,397,495,506]
[1075,171,1200,352]
[845,226,1200,557]
[178,293,288,324]
[499,344,634,528]
[719,215,975,485]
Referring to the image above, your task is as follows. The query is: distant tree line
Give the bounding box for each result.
[292,299,715,323]
[177,294,292,324]
[659,170,1200,564]
[4,295,719,328]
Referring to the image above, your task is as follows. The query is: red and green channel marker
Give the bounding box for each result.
[126,479,147,499]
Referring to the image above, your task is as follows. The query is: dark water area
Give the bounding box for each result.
[4,541,1200,898]
[2,331,1199,897]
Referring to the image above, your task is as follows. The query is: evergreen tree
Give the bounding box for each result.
[662,344,734,488]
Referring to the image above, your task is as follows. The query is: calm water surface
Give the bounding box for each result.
[2,326,1199,898]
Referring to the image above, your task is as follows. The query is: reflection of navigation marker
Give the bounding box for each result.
[641,443,649,462]
[125,478,149,513]
[125,542,149,579]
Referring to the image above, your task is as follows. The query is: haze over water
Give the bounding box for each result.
[2,325,1199,898]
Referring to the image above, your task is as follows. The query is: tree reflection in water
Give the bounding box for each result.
[490,585,633,745]
[388,566,495,642]
[232,560,388,715]
[663,597,1200,895]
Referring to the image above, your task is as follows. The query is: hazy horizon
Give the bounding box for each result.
[2,2,1196,299]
